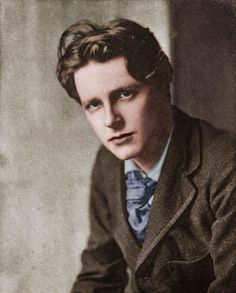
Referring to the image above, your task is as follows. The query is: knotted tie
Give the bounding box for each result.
[126,170,157,243]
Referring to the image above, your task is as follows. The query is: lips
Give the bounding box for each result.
[109,132,133,144]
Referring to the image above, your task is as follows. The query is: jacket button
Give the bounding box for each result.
[142,273,151,280]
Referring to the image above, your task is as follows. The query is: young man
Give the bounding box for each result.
[57,19,236,292]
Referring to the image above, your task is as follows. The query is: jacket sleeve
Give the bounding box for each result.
[208,136,236,293]
[71,151,128,293]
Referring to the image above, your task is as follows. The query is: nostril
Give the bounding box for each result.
[105,115,124,129]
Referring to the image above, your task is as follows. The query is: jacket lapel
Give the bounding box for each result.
[113,160,142,268]
[136,109,201,270]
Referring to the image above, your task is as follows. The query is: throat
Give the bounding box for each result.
[132,150,163,173]
[133,126,172,173]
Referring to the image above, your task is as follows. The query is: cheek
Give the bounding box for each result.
[130,106,151,129]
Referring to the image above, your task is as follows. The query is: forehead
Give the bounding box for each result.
[74,56,139,99]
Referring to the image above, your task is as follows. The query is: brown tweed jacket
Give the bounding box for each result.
[71,108,236,293]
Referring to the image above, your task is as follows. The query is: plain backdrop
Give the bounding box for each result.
[0,1,235,293]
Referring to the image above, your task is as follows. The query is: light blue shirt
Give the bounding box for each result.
[124,132,172,205]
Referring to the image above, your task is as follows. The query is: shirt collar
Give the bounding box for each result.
[124,130,172,182]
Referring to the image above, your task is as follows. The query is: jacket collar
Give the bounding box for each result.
[136,107,201,270]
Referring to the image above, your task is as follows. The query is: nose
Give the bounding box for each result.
[104,104,122,129]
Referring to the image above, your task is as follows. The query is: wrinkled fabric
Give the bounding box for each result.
[126,170,157,243]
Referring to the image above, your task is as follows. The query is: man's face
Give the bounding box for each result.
[74,56,171,167]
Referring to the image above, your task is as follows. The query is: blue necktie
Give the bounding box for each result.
[126,170,157,243]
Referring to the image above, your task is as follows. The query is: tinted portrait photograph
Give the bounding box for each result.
[0,1,236,292]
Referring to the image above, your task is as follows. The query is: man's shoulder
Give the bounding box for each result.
[179,114,235,188]
[175,108,235,155]
[195,116,235,159]
[91,145,122,185]
[172,108,235,177]
[199,118,234,144]
[96,144,119,165]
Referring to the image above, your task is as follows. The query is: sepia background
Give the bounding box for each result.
[0,1,235,292]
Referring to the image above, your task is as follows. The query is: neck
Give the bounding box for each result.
[133,106,173,173]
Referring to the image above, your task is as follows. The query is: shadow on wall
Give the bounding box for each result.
[170,0,236,133]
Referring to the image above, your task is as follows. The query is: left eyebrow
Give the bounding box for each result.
[108,83,141,99]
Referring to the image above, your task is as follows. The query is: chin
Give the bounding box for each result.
[108,145,141,161]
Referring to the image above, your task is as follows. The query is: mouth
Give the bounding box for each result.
[108,132,134,144]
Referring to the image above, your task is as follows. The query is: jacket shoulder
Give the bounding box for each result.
[197,118,236,160]
[91,145,122,188]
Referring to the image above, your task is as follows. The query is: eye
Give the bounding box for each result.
[120,90,133,99]
[84,99,102,112]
